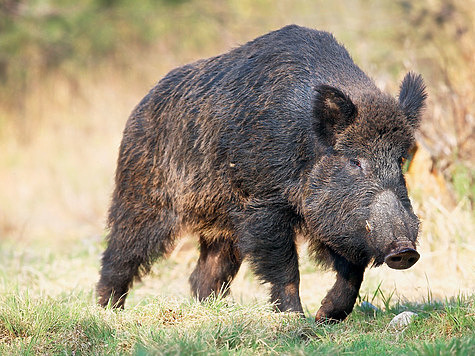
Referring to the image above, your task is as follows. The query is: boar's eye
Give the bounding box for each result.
[349,158,362,168]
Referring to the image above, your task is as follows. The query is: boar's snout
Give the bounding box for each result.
[384,248,420,269]
[368,190,420,268]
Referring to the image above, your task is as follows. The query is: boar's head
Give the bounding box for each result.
[304,72,427,269]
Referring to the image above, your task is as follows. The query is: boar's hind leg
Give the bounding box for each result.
[238,207,304,314]
[97,242,139,309]
[97,209,177,308]
[189,236,242,300]
[315,254,365,322]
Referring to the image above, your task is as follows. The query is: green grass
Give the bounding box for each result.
[0,238,474,355]
[0,289,473,355]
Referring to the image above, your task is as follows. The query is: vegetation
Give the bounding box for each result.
[1,0,473,189]
[0,238,474,355]
[0,0,473,354]
[1,294,474,355]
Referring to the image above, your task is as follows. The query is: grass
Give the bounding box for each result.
[0,237,474,355]
[0,288,474,355]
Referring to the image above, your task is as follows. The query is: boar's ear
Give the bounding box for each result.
[313,85,357,146]
[399,72,427,129]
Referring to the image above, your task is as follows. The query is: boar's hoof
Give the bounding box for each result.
[384,248,420,269]
[314,308,345,323]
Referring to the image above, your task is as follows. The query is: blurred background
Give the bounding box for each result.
[0,0,473,308]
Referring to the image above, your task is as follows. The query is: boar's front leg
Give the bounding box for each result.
[237,205,304,314]
[316,254,365,322]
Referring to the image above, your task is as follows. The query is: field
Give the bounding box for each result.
[0,0,474,354]
[1,236,474,355]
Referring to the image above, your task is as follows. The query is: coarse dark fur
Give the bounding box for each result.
[97,25,427,321]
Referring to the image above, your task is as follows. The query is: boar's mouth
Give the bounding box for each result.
[384,248,420,269]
